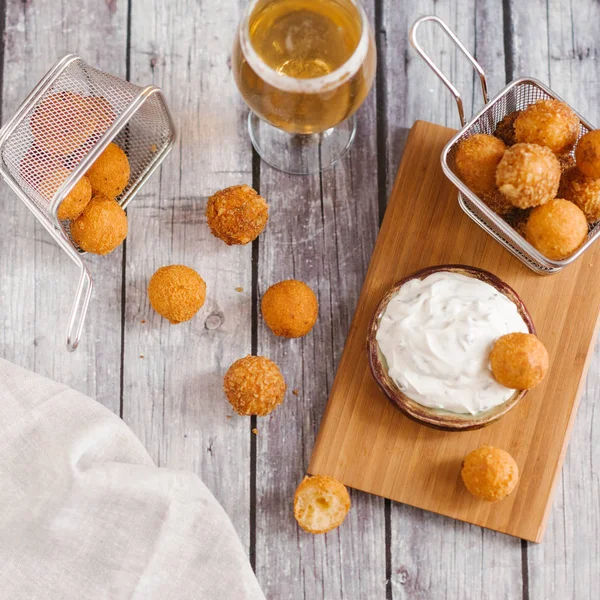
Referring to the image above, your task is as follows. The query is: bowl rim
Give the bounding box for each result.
[367,264,536,432]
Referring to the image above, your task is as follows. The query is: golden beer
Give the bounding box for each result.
[233,0,376,135]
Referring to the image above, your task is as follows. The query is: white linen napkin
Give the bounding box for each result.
[0,357,265,600]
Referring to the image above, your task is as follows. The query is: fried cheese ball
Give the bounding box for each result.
[70,194,128,255]
[39,168,92,221]
[514,99,580,154]
[525,198,587,260]
[496,143,561,208]
[494,110,521,146]
[575,130,600,179]
[206,185,268,245]
[223,355,286,416]
[261,279,318,338]
[461,446,519,502]
[30,92,99,156]
[58,176,92,221]
[558,166,600,223]
[490,332,549,390]
[454,134,506,194]
[86,142,130,198]
[148,265,206,324]
[293,475,351,534]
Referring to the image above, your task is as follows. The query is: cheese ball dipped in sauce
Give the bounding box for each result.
[206,185,268,245]
[494,110,521,146]
[525,198,588,260]
[375,271,530,415]
[261,279,318,338]
[575,130,600,179]
[454,134,506,194]
[148,265,206,324]
[558,166,600,223]
[224,355,286,416]
[293,475,350,534]
[86,142,130,198]
[70,194,128,255]
[496,143,561,208]
[490,333,549,390]
[461,446,519,501]
[514,99,580,154]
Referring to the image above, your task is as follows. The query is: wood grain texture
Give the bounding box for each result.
[309,120,600,543]
[253,4,386,599]
[0,0,598,598]
[508,0,600,597]
[0,1,127,412]
[381,2,524,597]
[121,0,253,546]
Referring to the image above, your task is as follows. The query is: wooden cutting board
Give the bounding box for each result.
[308,120,600,542]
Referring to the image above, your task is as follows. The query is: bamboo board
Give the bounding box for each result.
[308,120,600,542]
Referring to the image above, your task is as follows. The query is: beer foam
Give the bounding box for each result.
[240,0,370,95]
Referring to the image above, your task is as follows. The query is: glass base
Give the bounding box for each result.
[248,112,357,175]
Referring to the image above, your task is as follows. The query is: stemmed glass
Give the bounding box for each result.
[232,0,376,174]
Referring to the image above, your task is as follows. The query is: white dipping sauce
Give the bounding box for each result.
[375,271,529,415]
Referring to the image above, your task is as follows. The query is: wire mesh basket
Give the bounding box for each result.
[410,16,596,275]
[0,55,176,350]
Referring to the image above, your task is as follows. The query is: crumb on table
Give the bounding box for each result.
[140,354,144,359]
[292,389,300,396]
[235,287,244,293]
[141,319,146,324]
[252,428,258,435]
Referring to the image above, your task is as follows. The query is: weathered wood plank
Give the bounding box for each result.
[122,0,253,548]
[253,1,387,597]
[382,1,524,597]
[509,1,600,597]
[0,1,127,413]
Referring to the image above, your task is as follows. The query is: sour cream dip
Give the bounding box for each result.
[375,271,529,415]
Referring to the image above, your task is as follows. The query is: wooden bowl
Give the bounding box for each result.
[367,264,536,432]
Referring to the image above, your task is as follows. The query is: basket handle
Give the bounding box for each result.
[409,15,488,126]
[66,263,93,352]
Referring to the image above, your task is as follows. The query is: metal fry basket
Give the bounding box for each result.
[0,55,176,350]
[410,16,596,275]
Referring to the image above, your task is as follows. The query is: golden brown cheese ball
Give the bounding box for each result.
[558,166,600,223]
[38,167,92,220]
[58,176,92,221]
[148,265,206,324]
[70,195,128,255]
[293,475,351,534]
[206,185,268,245]
[514,99,580,154]
[494,111,521,146]
[496,143,561,208]
[30,92,98,156]
[261,279,318,338]
[224,355,286,416]
[525,198,587,260]
[461,446,519,502]
[454,134,506,194]
[86,142,130,198]
[490,332,549,390]
[575,130,600,179]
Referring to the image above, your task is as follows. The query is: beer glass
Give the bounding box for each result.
[232,0,376,174]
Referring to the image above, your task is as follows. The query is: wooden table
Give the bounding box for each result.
[0,1,598,598]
